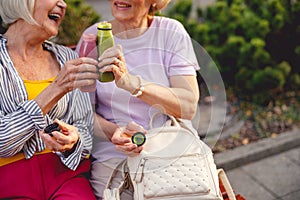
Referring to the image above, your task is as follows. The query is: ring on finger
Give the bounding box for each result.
[115,58,121,65]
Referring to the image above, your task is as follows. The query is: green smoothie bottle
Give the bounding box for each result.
[97,21,115,82]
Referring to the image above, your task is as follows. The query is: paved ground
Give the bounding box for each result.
[193,100,300,200]
[85,1,300,199]
[215,129,300,200]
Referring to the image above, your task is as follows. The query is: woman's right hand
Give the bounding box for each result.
[35,57,98,115]
[40,119,79,154]
[54,57,99,92]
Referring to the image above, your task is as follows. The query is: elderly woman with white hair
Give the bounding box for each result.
[0,0,99,199]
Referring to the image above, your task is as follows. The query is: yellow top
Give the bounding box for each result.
[0,77,55,167]
[23,77,55,100]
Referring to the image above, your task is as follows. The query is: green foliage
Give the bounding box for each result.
[291,74,300,89]
[278,61,291,77]
[253,67,285,89]
[167,0,193,20]
[166,0,300,105]
[53,0,100,46]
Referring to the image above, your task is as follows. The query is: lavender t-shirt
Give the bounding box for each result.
[76,16,199,162]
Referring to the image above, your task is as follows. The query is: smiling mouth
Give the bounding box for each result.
[115,2,131,8]
[48,13,60,22]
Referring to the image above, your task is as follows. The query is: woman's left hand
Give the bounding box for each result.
[97,45,141,93]
[97,45,127,83]
[40,119,79,153]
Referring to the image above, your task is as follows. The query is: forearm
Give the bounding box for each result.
[140,85,198,119]
[94,113,119,141]
[59,93,94,170]
[119,74,199,119]
[34,82,66,115]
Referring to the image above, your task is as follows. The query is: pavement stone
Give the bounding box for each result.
[213,129,300,200]
[285,147,300,165]
[282,189,300,200]
[225,147,300,200]
[226,168,276,200]
[251,149,300,198]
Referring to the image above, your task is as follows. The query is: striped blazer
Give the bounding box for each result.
[0,35,94,170]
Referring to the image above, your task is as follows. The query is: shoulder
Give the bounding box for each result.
[153,16,186,32]
[44,41,78,60]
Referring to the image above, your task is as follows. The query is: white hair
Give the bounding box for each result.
[0,0,37,27]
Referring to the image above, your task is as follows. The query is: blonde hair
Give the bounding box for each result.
[149,0,171,15]
[0,0,37,27]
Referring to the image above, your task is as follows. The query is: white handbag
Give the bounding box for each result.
[127,115,223,200]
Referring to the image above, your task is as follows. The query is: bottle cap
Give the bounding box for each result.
[82,33,97,42]
[97,21,112,30]
[131,132,146,147]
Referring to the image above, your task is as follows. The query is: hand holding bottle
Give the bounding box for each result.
[97,45,143,95]
[53,57,98,93]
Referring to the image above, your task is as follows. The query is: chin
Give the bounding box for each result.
[45,30,59,39]
[113,14,131,22]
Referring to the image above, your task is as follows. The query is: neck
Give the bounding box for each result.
[5,21,45,60]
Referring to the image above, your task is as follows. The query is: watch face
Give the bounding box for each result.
[131,132,146,147]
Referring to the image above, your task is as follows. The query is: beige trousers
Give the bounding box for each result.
[90,158,133,200]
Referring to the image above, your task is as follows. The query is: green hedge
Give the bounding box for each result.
[165,0,300,105]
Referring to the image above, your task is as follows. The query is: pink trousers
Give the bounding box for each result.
[0,153,96,200]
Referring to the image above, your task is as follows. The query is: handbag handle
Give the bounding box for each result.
[149,112,199,140]
[149,112,180,129]
[218,168,237,200]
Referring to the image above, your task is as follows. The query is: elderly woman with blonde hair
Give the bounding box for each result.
[76,0,220,199]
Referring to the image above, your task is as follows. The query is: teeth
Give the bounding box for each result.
[48,13,60,21]
[116,3,130,8]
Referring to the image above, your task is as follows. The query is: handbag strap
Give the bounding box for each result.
[105,159,130,194]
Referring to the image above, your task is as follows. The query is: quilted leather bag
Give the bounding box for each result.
[126,115,223,200]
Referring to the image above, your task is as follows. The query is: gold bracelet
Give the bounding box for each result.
[131,76,144,97]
